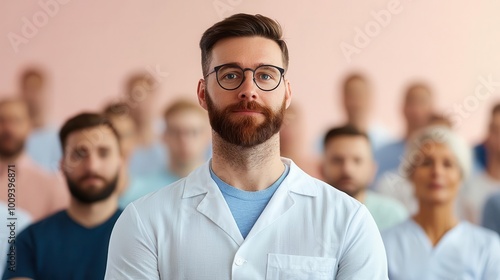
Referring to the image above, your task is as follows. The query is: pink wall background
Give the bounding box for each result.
[2,0,500,154]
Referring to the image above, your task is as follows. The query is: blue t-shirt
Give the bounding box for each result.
[2,209,122,280]
[128,141,167,177]
[374,139,406,181]
[482,192,500,236]
[210,164,289,239]
[473,143,487,171]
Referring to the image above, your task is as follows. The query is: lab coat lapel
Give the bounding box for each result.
[196,191,244,245]
[183,162,244,246]
[244,159,317,241]
[244,179,295,241]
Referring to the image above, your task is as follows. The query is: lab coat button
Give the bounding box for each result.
[234,257,245,266]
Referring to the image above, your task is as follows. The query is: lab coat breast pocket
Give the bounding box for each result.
[266,253,336,280]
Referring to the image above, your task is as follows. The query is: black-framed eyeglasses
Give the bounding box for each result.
[204,63,285,91]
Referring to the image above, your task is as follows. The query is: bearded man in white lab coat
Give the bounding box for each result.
[105,13,388,280]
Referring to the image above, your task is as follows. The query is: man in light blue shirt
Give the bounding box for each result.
[19,67,62,172]
[322,126,408,230]
[123,73,168,177]
[119,99,211,207]
[374,83,434,184]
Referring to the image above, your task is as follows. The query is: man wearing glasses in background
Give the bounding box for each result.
[105,13,388,279]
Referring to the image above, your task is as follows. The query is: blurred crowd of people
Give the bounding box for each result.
[1,66,499,278]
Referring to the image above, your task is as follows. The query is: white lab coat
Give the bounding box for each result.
[105,158,388,279]
[382,219,500,280]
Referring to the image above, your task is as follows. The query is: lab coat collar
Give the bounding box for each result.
[182,157,318,199]
[181,157,318,245]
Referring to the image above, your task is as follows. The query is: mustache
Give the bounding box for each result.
[337,175,354,182]
[78,173,107,183]
[226,101,268,113]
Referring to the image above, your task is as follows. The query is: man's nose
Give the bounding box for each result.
[237,71,258,101]
[84,153,100,172]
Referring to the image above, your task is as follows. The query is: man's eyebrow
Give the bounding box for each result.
[217,62,277,68]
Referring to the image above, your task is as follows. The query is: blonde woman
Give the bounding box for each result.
[382,126,500,280]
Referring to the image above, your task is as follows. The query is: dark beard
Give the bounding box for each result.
[65,172,119,204]
[205,92,286,147]
[0,134,25,159]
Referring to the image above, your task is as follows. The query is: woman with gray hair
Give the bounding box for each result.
[382,126,500,280]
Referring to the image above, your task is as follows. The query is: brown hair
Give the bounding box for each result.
[323,125,370,149]
[491,103,500,116]
[103,102,131,118]
[489,102,500,131]
[199,13,289,76]
[59,113,120,153]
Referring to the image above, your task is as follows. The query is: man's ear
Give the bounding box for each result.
[284,79,292,109]
[197,79,208,111]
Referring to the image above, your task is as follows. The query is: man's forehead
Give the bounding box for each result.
[210,36,284,68]
[167,113,207,127]
[325,137,372,152]
[66,126,118,148]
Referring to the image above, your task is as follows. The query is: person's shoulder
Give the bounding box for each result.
[29,210,67,228]
[463,172,498,194]
[366,191,407,210]
[381,219,412,239]
[130,176,187,207]
[128,162,209,208]
[18,210,67,237]
[127,170,180,194]
[459,221,500,242]
[377,139,405,151]
[128,161,214,211]
[373,139,405,161]
[285,159,363,207]
[308,176,366,215]
[110,209,123,221]
[485,192,500,207]
[366,190,391,202]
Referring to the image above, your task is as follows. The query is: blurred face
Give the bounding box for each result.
[127,79,157,123]
[61,126,122,204]
[108,115,137,159]
[21,74,46,116]
[0,101,31,159]
[403,86,433,129]
[322,136,375,198]
[486,112,500,159]
[164,110,210,165]
[343,78,371,123]
[198,36,292,147]
[409,142,462,205]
